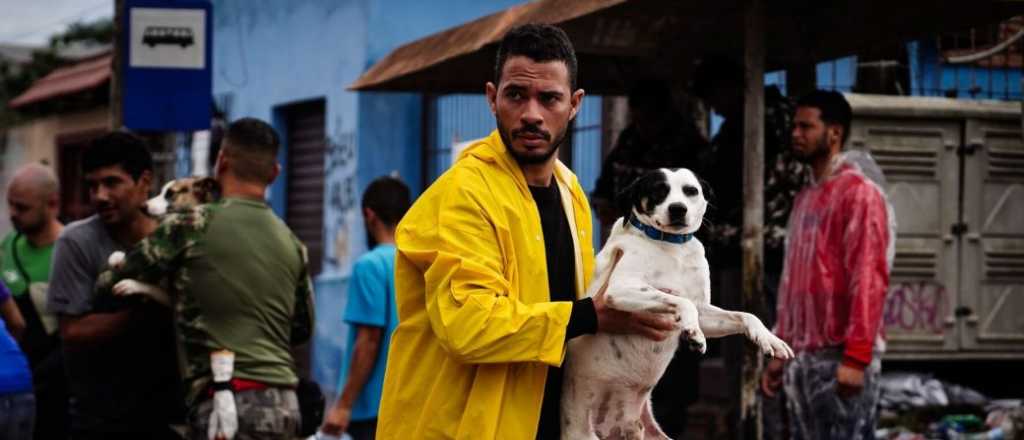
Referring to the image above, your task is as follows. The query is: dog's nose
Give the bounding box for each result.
[668,203,687,219]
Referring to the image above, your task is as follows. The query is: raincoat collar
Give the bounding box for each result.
[458,130,582,204]
[458,130,586,299]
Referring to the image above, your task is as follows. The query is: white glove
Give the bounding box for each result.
[208,389,238,440]
[208,350,238,440]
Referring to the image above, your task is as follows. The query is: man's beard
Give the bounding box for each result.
[11,217,42,236]
[793,135,830,163]
[496,118,569,165]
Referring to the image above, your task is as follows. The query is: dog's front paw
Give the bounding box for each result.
[681,325,707,354]
[112,279,146,296]
[742,314,794,359]
[107,251,126,268]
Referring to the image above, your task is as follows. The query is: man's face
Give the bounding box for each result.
[791,106,832,162]
[85,165,151,226]
[486,56,582,165]
[7,184,51,235]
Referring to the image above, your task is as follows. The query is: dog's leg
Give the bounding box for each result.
[640,397,671,440]
[560,371,599,440]
[112,280,173,307]
[695,303,794,359]
[676,297,706,354]
[603,270,681,316]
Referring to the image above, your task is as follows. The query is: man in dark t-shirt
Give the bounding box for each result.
[48,132,183,439]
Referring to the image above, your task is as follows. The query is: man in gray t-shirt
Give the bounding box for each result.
[47,132,183,439]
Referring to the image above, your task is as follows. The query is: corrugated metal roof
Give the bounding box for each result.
[8,52,112,108]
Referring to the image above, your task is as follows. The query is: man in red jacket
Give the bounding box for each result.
[761,90,892,439]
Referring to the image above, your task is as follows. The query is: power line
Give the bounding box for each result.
[0,0,112,44]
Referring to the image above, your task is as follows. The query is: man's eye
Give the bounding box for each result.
[683,186,699,196]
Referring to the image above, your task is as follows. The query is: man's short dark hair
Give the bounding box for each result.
[494,23,578,90]
[797,90,853,145]
[82,131,153,180]
[362,176,411,228]
[223,117,280,183]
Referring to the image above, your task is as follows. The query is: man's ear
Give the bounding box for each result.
[485,82,498,115]
[138,170,153,192]
[570,88,585,120]
[268,163,281,184]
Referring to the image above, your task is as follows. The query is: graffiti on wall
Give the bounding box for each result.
[884,281,949,334]
[323,114,358,274]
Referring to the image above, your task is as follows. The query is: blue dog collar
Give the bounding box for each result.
[627,214,694,244]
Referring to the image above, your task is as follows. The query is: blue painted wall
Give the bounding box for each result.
[211,0,526,399]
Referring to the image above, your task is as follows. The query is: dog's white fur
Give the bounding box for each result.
[561,168,793,440]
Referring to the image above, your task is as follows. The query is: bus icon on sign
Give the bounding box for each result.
[142,26,194,48]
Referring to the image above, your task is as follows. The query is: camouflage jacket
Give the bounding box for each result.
[95,199,314,403]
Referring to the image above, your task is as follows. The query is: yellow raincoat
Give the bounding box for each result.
[377,130,595,439]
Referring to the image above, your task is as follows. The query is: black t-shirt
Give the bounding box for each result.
[531,181,592,439]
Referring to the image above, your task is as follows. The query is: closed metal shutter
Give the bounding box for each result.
[284,100,326,276]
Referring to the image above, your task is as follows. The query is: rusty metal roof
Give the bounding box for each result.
[9,52,112,108]
[350,0,1024,94]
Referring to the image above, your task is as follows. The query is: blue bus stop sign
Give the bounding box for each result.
[123,0,212,131]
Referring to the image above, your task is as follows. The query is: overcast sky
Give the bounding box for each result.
[0,0,113,46]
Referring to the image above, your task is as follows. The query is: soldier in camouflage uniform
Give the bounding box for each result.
[95,118,315,440]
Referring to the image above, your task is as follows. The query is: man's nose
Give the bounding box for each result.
[668,203,687,219]
[520,99,543,126]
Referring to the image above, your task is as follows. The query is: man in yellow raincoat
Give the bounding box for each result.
[376,24,679,439]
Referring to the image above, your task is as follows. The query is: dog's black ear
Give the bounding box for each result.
[698,176,714,204]
[615,173,644,218]
[198,177,222,201]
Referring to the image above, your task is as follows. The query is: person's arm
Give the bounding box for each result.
[290,243,315,346]
[835,182,891,397]
[321,325,383,435]
[1,295,25,341]
[58,310,138,351]
[93,210,200,294]
[415,169,575,366]
[839,183,891,370]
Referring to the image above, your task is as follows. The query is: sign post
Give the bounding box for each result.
[122,0,212,131]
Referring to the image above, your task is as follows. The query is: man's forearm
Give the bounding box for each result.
[334,327,382,410]
[59,309,137,351]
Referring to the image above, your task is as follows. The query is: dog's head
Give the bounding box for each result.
[146,177,221,216]
[621,168,708,235]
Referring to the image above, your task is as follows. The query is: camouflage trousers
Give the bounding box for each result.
[188,388,300,440]
[783,349,881,440]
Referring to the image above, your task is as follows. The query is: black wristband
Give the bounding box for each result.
[211,380,232,392]
[566,297,598,340]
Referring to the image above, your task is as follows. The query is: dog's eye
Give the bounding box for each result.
[683,185,699,197]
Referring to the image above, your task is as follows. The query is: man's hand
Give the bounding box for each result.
[836,364,865,398]
[320,405,352,436]
[593,292,677,341]
[760,358,785,398]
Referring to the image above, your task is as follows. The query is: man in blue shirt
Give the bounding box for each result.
[321,176,411,440]
[1,280,34,439]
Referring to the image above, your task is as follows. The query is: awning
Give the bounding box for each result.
[9,53,112,108]
[350,0,1024,94]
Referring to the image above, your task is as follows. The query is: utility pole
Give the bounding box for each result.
[740,0,767,438]
[110,0,124,129]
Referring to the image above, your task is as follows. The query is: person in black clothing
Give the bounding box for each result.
[590,80,708,438]
[592,81,708,240]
